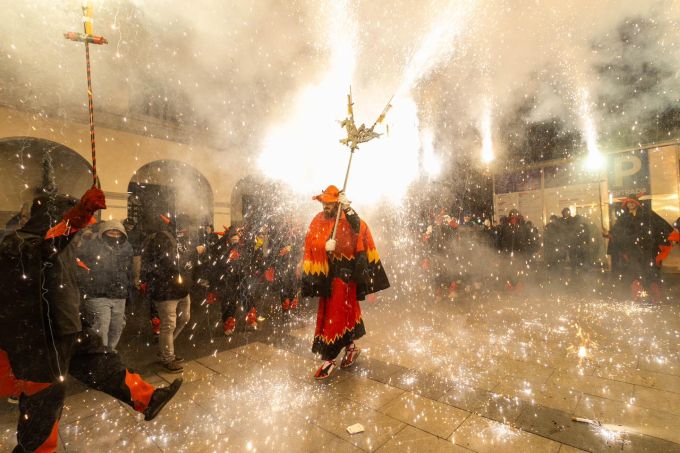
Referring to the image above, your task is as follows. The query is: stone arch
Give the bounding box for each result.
[128,159,213,235]
[0,136,95,228]
[230,175,269,225]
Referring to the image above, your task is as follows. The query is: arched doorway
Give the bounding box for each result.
[127,160,213,237]
[0,136,95,229]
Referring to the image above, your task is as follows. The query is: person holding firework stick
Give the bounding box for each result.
[301,90,391,380]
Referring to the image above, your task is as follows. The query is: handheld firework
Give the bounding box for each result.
[331,88,393,240]
[64,1,108,186]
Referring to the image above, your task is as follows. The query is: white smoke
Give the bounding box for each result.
[0,0,679,194]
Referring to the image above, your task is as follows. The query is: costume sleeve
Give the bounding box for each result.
[301,216,331,298]
[343,206,361,233]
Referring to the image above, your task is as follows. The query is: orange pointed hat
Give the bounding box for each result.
[313,185,340,203]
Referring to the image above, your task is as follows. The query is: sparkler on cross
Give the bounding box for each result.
[330,88,393,240]
[64,1,108,186]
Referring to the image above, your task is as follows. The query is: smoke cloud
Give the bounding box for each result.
[0,0,679,198]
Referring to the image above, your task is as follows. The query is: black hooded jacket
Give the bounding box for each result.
[0,195,82,380]
[76,220,134,300]
[141,223,198,301]
[608,207,673,268]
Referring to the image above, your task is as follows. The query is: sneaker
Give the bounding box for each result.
[340,344,360,369]
[246,308,257,330]
[223,317,236,336]
[162,360,184,374]
[174,356,185,363]
[7,396,19,404]
[143,378,183,421]
[314,360,336,380]
[282,298,291,311]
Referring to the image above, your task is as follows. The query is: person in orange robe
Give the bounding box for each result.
[301,185,389,380]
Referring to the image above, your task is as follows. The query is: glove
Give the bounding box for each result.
[338,192,350,207]
[63,187,106,229]
[139,282,148,295]
[206,292,218,305]
[264,267,275,282]
[325,239,336,252]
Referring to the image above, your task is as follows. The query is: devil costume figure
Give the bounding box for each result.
[301,185,389,380]
[607,195,673,302]
[0,188,181,453]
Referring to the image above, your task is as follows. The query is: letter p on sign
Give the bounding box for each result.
[613,155,642,187]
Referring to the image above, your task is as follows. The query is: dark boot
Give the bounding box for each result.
[144,378,183,421]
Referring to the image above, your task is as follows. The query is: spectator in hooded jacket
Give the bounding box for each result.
[76,219,133,352]
[605,195,673,301]
[141,214,205,373]
[497,209,537,292]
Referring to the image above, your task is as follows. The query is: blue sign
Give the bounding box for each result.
[607,149,650,198]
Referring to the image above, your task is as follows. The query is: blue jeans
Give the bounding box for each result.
[82,297,127,351]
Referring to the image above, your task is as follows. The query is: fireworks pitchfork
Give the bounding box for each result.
[331,87,393,240]
[64,1,108,186]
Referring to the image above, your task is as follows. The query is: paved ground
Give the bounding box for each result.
[2,276,680,452]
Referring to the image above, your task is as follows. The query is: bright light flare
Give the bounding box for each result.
[421,128,442,178]
[579,88,604,171]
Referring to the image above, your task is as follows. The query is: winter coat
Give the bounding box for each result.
[141,226,198,301]
[543,220,566,265]
[76,220,133,300]
[0,195,82,381]
[608,208,673,269]
[205,233,244,300]
[497,216,534,254]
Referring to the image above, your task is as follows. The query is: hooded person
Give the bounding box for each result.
[422,209,459,300]
[543,214,566,270]
[205,225,259,336]
[0,188,181,453]
[301,185,389,380]
[76,219,134,352]
[141,213,204,373]
[606,194,673,301]
[496,208,536,292]
[265,214,304,313]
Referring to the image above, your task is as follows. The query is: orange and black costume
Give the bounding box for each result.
[0,190,161,453]
[302,206,389,361]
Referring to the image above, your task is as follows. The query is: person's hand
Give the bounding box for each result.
[325,239,336,252]
[80,186,106,212]
[62,186,106,229]
[196,244,206,255]
[338,192,350,207]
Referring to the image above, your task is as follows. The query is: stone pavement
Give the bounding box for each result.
[2,285,680,452]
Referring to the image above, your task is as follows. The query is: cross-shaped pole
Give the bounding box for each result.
[64,1,108,186]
